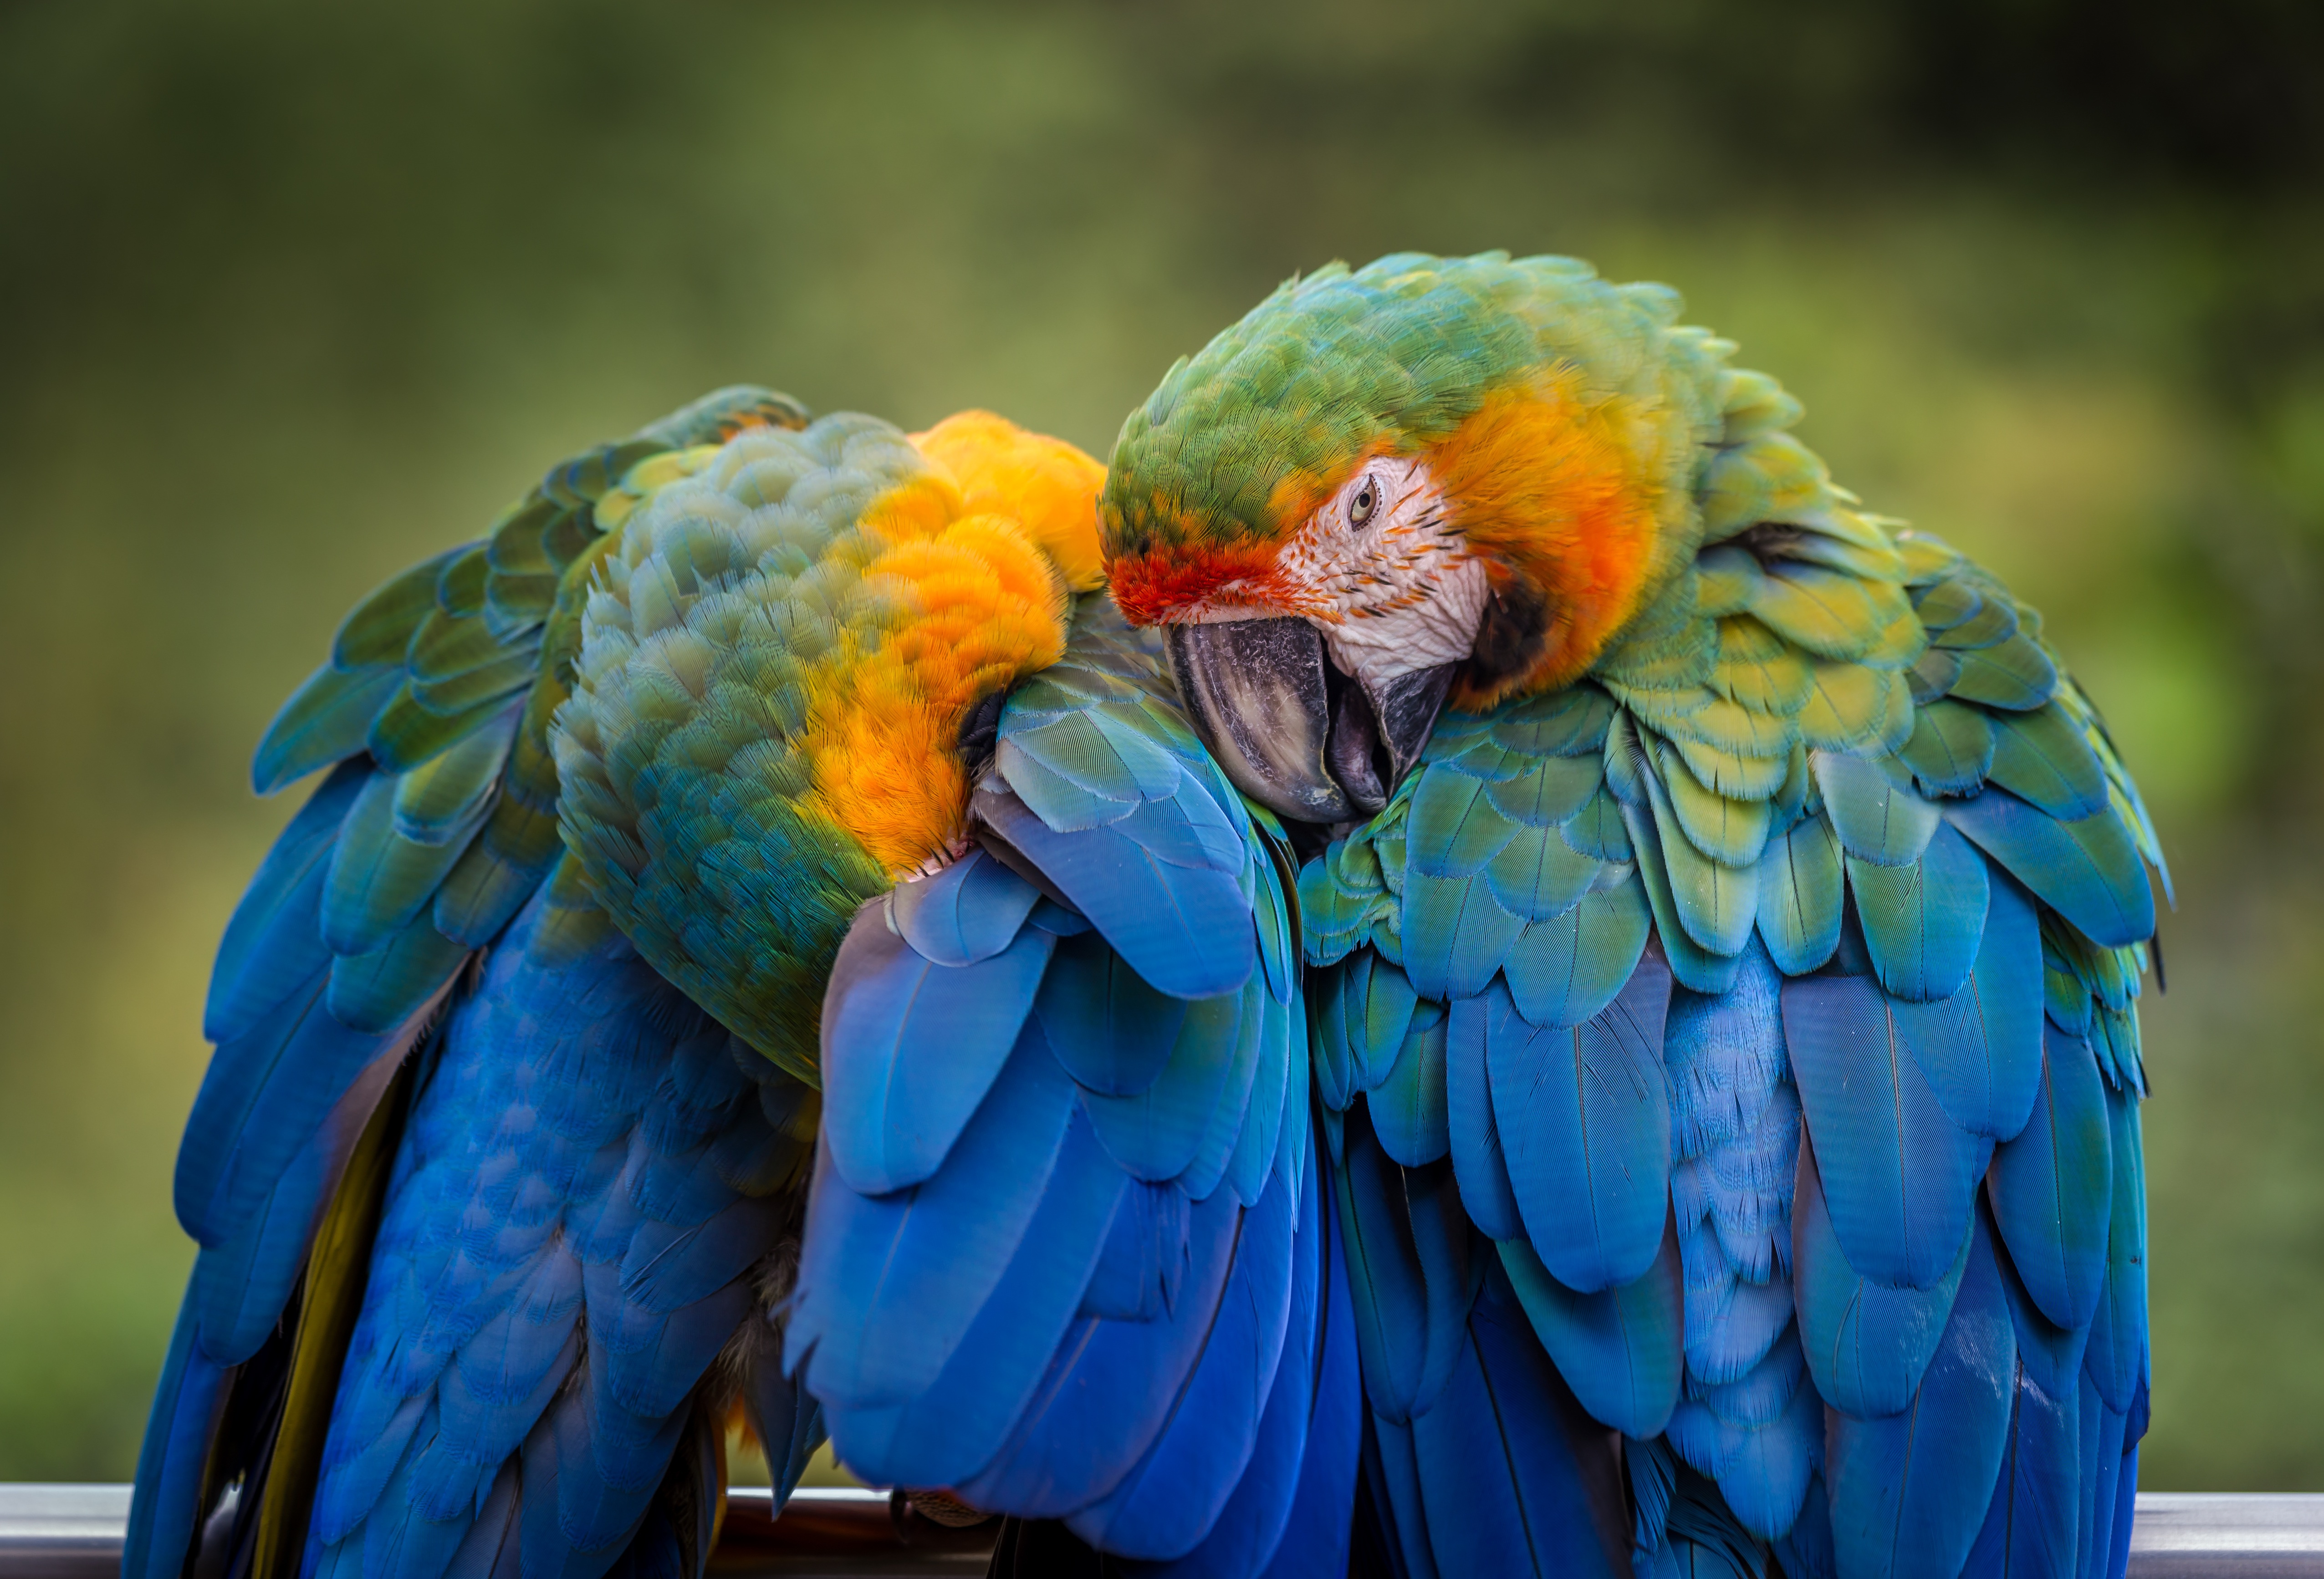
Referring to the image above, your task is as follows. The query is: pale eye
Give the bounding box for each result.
[1348,475,1380,528]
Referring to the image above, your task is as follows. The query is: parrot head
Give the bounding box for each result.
[1103,251,1721,823]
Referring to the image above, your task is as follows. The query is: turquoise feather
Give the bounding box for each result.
[1847,824,1989,1003]
[1754,814,1844,975]
[254,664,403,795]
[1499,1229,1682,1440]
[1501,881,1652,1029]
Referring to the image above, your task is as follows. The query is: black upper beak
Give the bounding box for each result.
[1165,619,1456,825]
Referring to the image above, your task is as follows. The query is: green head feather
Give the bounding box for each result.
[1103,250,1724,632]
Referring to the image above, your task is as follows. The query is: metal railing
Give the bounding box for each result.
[3,1485,2319,1577]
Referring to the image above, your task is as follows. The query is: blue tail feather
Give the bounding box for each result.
[122,1292,231,1579]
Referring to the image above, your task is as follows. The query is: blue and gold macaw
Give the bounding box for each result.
[127,393,1357,1579]
[1104,252,2161,1579]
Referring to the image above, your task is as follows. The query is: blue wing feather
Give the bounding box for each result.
[1783,971,1989,1289]
[1339,1095,1490,1429]
[1501,882,1652,1029]
[1364,1411,1441,1579]
[2074,1373,2131,1579]
[889,840,1046,965]
[1400,872,1527,1000]
[1793,1136,1968,1419]
[1986,1024,2112,1332]
[1964,1235,2089,1579]
[121,1296,231,1579]
[794,1014,1078,1410]
[975,780,1256,1001]
[1225,1000,1293,1208]
[1824,1209,2017,1579]
[1127,1153,1332,1579]
[1847,823,1988,1003]
[205,759,369,1043]
[1404,1266,1627,1579]
[174,972,407,1250]
[1497,1224,1683,1439]
[1488,957,1673,1292]
[308,891,805,1579]
[805,611,1321,1563]
[1067,1171,1299,1560]
[957,1187,1242,1517]
[1371,1002,1451,1167]
[1444,994,1525,1241]
[817,902,1055,1195]
[1249,1177,1362,1579]
[1034,927,1191,1097]
[2081,1084,2148,1413]
[1944,790,2154,951]
[1079,978,1255,1183]
[1890,864,2045,1142]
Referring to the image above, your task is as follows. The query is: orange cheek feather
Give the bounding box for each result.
[1430,375,1664,705]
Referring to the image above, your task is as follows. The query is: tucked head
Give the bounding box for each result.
[555,408,1105,1076]
[1103,251,1724,823]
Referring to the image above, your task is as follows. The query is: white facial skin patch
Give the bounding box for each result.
[1157,455,1489,688]
[1279,457,1488,688]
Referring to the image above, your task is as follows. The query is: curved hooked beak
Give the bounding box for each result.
[1165,618,1457,825]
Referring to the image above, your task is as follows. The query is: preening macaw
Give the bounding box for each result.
[126,392,1354,1579]
[1103,252,2162,1579]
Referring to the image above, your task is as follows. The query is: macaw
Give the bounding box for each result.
[125,391,1355,1579]
[1103,251,2162,1579]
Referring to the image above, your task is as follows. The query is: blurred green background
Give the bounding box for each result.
[3,0,2321,1491]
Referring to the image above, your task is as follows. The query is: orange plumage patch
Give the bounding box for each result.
[912,410,1109,594]
[1430,373,1666,706]
[791,416,1099,878]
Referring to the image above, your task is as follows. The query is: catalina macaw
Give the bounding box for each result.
[125,391,1355,1579]
[1102,251,2161,1579]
